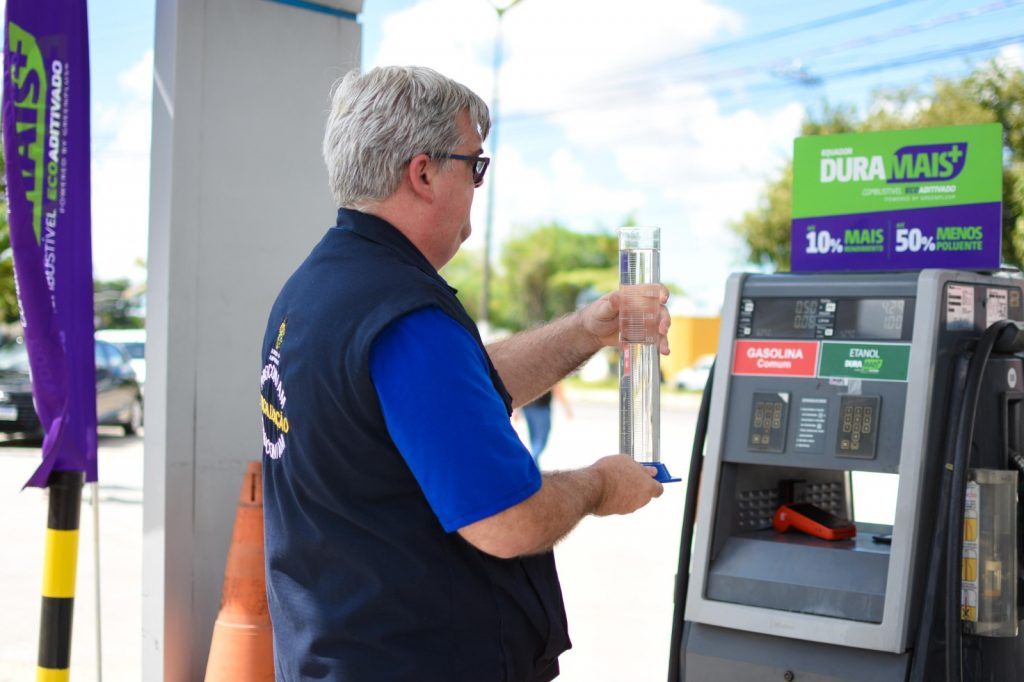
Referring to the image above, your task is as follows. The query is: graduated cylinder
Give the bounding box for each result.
[618,226,661,463]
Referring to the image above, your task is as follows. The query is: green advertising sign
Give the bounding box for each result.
[818,342,911,382]
[792,123,1002,218]
[791,123,1003,272]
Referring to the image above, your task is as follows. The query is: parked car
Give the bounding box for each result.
[673,353,716,391]
[95,328,146,386]
[0,337,144,437]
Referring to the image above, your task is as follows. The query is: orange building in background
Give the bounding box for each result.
[662,314,720,381]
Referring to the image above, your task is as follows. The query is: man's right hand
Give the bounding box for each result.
[459,454,665,559]
[589,454,664,516]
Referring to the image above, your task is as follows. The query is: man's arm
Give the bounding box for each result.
[487,287,671,408]
[458,454,663,559]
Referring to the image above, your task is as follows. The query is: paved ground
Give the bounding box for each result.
[526,390,698,682]
[0,389,700,681]
[0,427,143,682]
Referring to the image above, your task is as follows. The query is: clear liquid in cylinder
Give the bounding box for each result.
[618,241,660,463]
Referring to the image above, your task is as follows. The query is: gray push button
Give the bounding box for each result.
[749,392,789,453]
[836,395,881,458]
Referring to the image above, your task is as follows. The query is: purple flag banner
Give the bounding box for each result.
[2,0,97,487]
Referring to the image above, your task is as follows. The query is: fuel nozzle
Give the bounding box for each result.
[993,320,1024,354]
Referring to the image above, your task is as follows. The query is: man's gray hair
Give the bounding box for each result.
[322,66,491,209]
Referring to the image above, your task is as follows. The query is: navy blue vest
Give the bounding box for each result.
[260,209,570,681]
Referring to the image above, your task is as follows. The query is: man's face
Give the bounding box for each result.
[433,109,483,267]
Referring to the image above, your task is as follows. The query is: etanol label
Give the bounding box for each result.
[818,342,911,382]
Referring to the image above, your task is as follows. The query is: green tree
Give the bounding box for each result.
[734,59,1024,271]
[443,218,683,331]
[441,246,485,320]
[94,278,145,330]
[444,226,616,330]
[493,222,618,332]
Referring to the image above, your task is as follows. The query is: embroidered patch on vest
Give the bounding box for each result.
[261,317,289,459]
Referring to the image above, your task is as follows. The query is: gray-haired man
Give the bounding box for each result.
[260,65,669,681]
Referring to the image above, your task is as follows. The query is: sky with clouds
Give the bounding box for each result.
[82,0,1024,306]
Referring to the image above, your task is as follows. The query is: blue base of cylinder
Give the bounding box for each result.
[639,461,681,483]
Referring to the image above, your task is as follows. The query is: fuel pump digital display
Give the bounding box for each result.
[740,297,912,340]
[834,299,909,340]
[749,299,821,338]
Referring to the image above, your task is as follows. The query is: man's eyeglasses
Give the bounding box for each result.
[435,153,490,187]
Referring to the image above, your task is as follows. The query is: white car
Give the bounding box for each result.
[673,353,715,391]
[95,328,146,387]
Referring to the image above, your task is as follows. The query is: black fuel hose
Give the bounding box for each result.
[908,354,968,682]
[666,362,715,682]
[945,319,1018,682]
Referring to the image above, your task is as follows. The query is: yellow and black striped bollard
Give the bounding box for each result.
[37,470,85,682]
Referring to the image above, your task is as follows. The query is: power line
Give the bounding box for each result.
[597,0,928,91]
[502,13,1024,125]
[692,32,1024,109]
[767,0,1024,81]
[563,0,1024,114]
[814,31,1024,81]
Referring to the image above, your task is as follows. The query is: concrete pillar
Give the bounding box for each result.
[143,2,361,678]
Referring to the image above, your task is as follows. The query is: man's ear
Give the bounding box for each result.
[407,153,435,201]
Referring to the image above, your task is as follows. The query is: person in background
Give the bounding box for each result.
[259,65,671,682]
[521,381,573,462]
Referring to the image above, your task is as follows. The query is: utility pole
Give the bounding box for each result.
[480,0,525,330]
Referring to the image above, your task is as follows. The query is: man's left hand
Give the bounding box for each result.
[582,285,672,355]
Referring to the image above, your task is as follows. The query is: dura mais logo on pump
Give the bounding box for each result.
[842,347,884,374]
[261,318,290,460]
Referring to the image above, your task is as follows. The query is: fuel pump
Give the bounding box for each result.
[668,269,1024,681]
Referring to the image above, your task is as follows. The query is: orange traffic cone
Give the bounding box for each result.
[204,461,274,681]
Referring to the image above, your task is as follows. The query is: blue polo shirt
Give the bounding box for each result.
[370,306,541,532]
